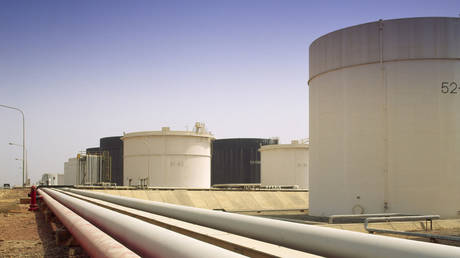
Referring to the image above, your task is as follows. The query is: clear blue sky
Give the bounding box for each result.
[1,0,459,186]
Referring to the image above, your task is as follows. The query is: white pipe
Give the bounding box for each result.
[43,188,245,258]
[64,188,460,258]
[38,189,139,258]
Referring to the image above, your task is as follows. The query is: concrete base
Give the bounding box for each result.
[92,189,309,212]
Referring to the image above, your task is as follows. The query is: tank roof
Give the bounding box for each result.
[309,17,460,83]
[123,123,213,140]
[100,136,122,141]
[122,130,214,140]
[259,143,309,151]
[213,138,277,142]
[310,17,459,48]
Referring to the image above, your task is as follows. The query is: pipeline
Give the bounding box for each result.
[37,189,140,258]
[328,213,421,224]
[63,188,460,258]
[42,188,245,258]
[365,215,460,242]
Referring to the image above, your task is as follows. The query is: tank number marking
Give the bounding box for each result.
[441,81,458,94]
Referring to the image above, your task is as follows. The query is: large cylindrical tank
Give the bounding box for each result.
[260,140,309,189]
[41,173,58,186]
[57,174,64,185]
[309,17,460,218]
[64,157,78,185]
[100,136,123,186]
[211,138,278,185]
[83,147,100,185]
[122,124,214,187]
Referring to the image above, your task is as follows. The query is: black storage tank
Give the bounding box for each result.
[100,136,123,186]
[211,138,278,185]
[86,147,100,154]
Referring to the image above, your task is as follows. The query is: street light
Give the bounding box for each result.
[1,104,25,186]
[10,143,27,184]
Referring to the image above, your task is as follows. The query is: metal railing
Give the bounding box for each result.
[364,215,460,242]
[328,213,411,224]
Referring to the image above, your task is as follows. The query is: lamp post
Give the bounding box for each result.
[11,143,27,185]
[1,104,25,186]
[15,158,24,180]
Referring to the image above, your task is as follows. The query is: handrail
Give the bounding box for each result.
[328,213,411,224]
[364,215,460,242]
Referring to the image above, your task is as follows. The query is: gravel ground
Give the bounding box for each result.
[0,189,88,257]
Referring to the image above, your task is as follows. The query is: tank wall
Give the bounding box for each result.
[64,158,78,185]
[310,64,389,216]
[100,136,123,186]
[125,156,211,187]
[309,18,460,80]
[76,159,85,185]
[57,174,64,185]
[386,61,460,217]
[309,17,460,218]
[123,135,212,187]
[211,139,278,185]
[125,136,211,156]
[84,154,100,184]
[261,147,309,189]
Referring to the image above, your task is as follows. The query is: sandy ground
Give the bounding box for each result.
[0,188,88,257]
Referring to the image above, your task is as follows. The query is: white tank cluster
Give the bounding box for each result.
[260,140,309,189]
[309,17,460,218]
[40,173,63,186]
[63,154,101,185]
[122,122,214,188]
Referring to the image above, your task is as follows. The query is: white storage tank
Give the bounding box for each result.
[122,122,214,187]
[57,174,64,185]
[78,154,101,185]
[64,157,78,185]
[309,17,460,218]
[41,173,58,186]
[260,140,309,189]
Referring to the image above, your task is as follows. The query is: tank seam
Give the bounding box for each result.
[308,57,460,85]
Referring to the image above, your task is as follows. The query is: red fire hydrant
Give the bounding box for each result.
[28,186,39,211]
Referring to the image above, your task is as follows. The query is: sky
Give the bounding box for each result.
[1,0,459,186]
